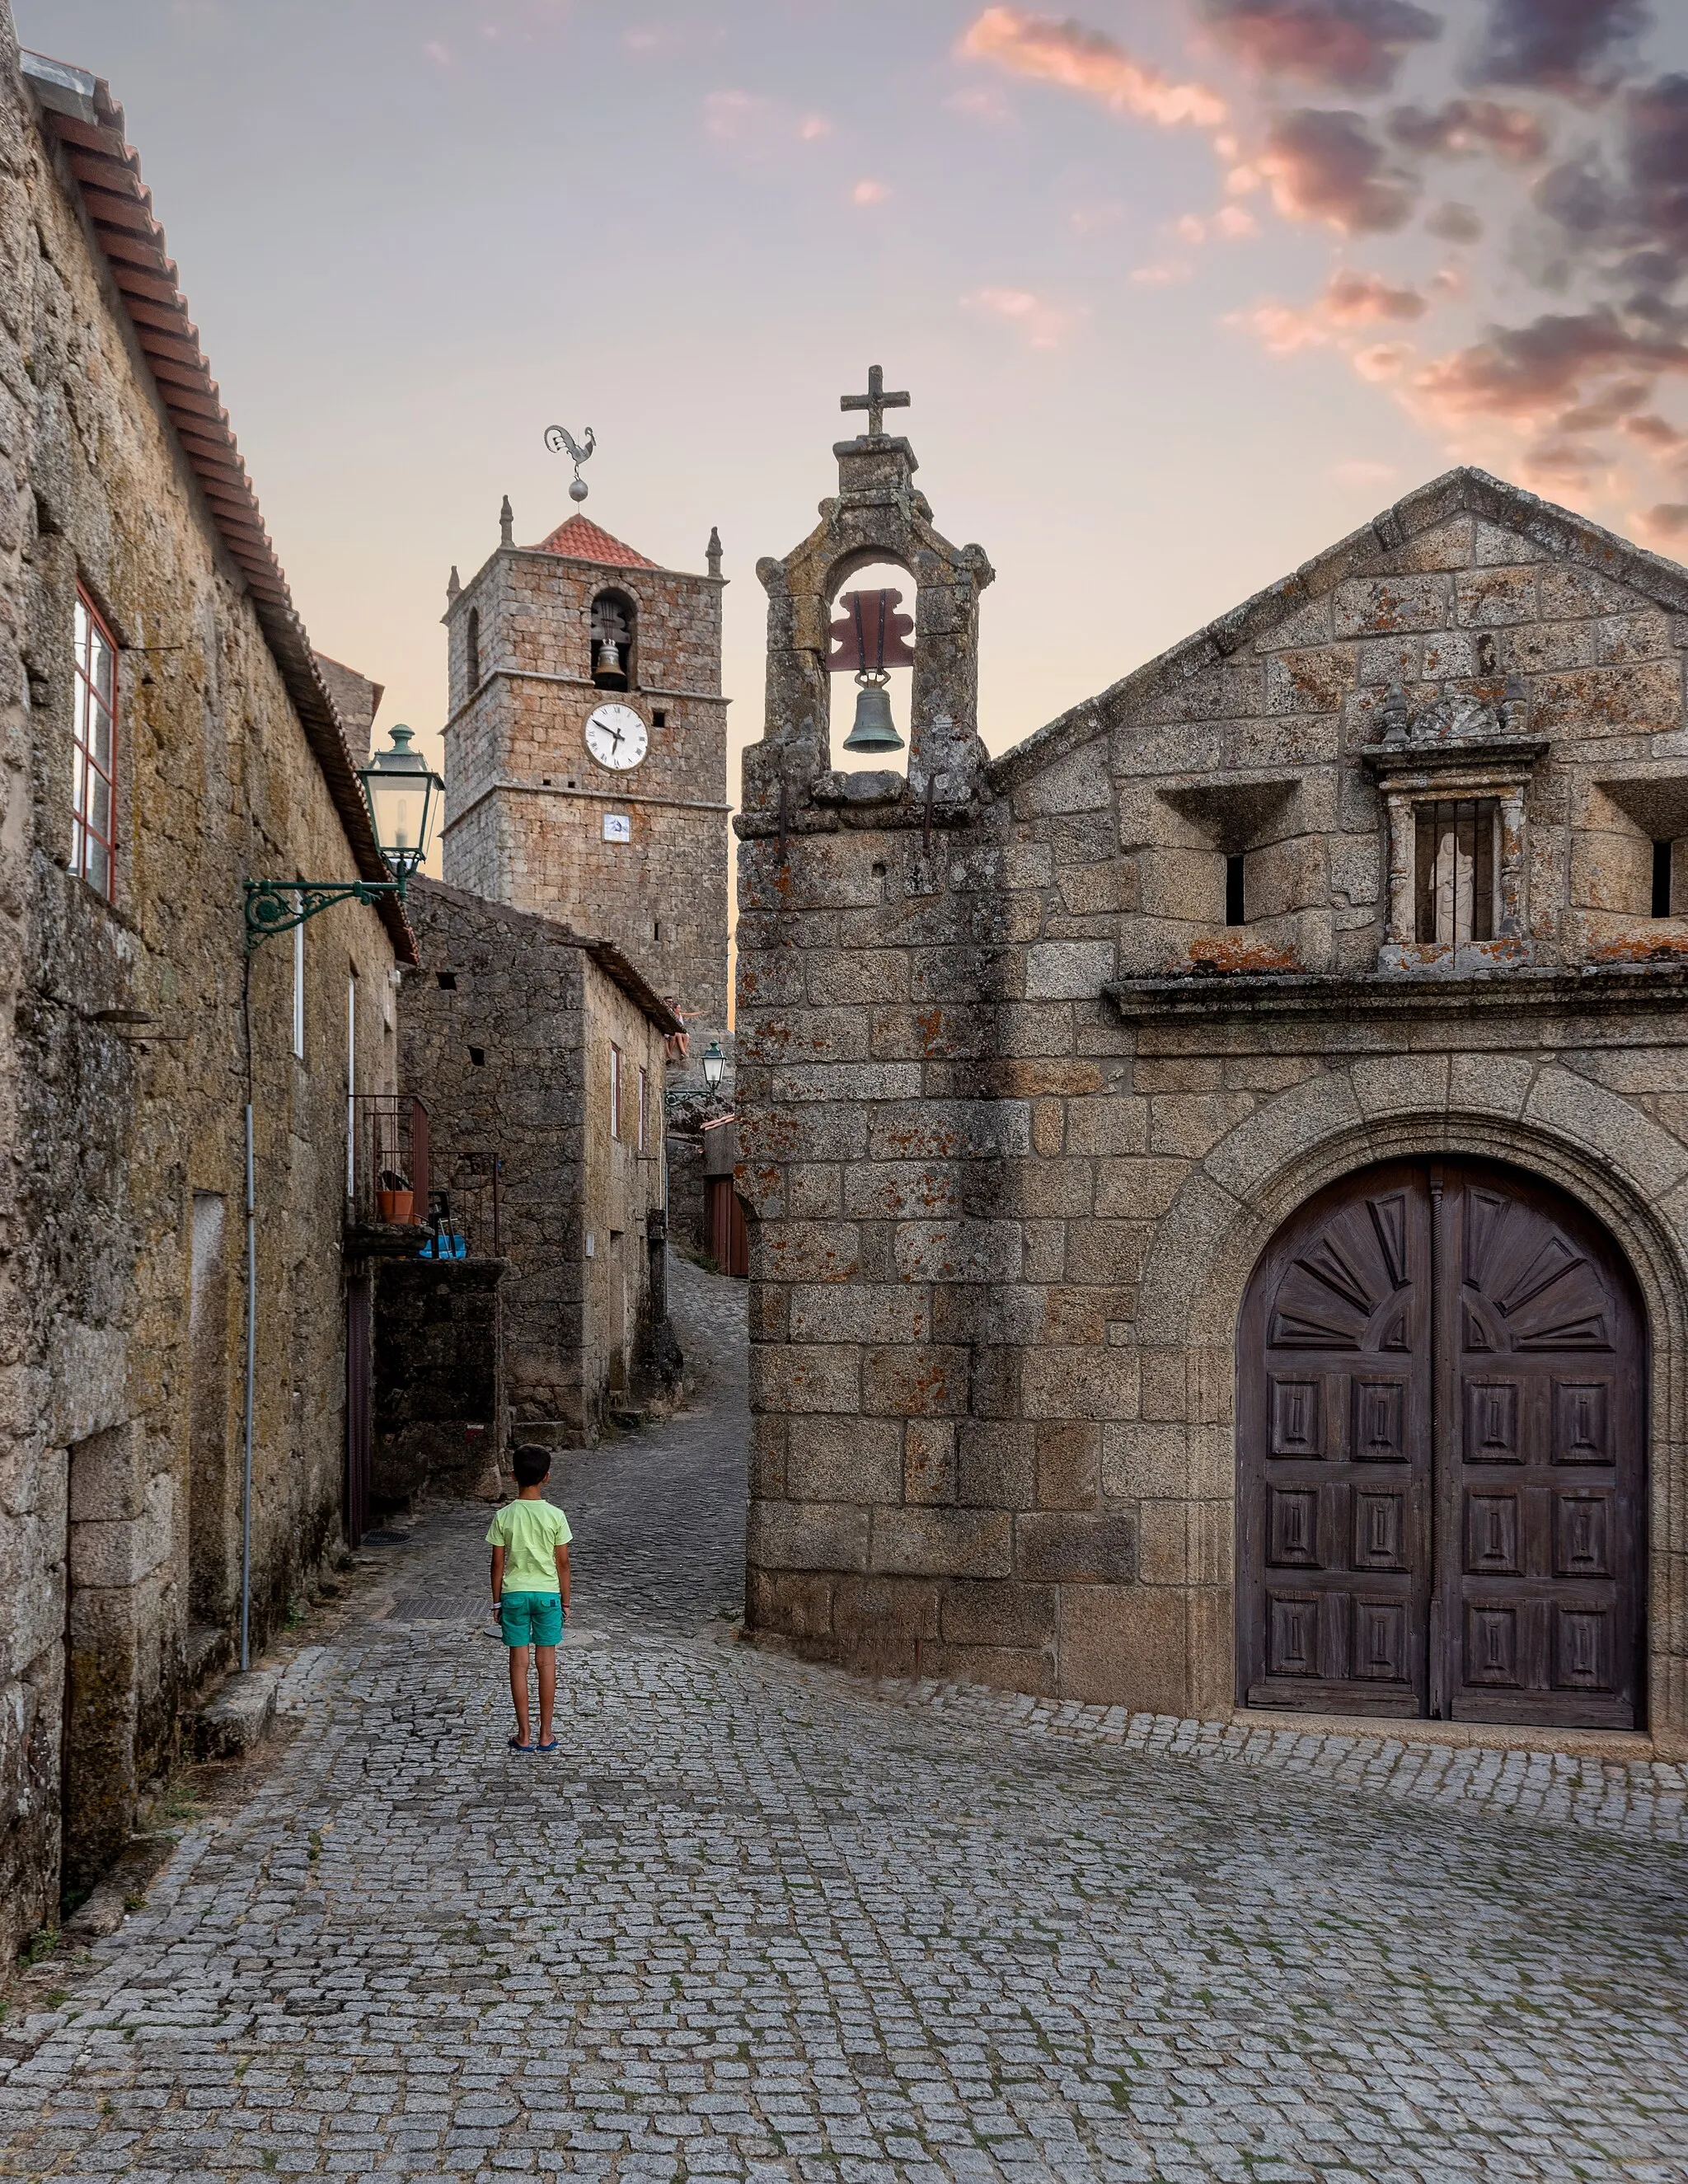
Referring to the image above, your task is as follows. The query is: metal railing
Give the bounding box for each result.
[351,1095,504,1257]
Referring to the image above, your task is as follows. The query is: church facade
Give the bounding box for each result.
[737,406,1688,1756]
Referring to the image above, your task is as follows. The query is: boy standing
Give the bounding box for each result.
[485,1445,572,1754]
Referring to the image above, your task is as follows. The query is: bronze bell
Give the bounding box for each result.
[595,638,625,687]
[842,673,903,753]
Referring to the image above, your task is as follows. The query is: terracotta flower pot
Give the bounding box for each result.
[377,1188,414,1223]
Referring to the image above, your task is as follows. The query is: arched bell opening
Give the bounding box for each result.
[591,590,636,691]
[825,557,915,777]
[1236,1154,1648,1731]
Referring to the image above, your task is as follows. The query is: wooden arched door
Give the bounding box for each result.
[1237,1159,1646,1728]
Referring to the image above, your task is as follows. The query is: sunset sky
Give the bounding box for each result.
[19,0,1688,809]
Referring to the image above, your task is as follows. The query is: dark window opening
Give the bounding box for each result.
[468,1046,485,1066]
[1415,798,1497,944]
[465,606,481,691]
[436,971,457,991]
[654,920,661,940]
[1476,631,1498,675]
[542,777,551,786]
[652,708,667,728]
[1224,854,1246,927]
[1653,839,1675,918]
[591,592,634,690]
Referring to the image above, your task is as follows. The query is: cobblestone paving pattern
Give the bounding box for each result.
[3,1258,1687,2182]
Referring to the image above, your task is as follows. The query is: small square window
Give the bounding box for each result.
[436,970,458,990]
[72,588,119,898]
[468,1046,486,1066]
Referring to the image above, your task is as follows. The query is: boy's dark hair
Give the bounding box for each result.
[511,1444,552,1488]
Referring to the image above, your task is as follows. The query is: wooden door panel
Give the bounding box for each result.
[1239,1164,1432,1716]
[1240,1157,1645,1730]
[1441,1167,1643,1729]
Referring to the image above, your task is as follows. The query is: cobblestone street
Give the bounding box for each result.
[3,1258,1687,2183]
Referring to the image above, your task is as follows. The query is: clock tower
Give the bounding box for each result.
[439,507,729,1067]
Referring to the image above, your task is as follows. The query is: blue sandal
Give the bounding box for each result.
[536,1738,558,1755]
[508,1736,534,1754]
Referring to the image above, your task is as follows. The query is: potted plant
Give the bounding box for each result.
[377,1167,414,1223]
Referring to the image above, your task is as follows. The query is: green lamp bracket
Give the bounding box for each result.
[243,875,405,951]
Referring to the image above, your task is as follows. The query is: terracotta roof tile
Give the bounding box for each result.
[531,513,659,569]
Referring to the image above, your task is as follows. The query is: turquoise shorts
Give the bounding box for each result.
[499,1591,564,1647]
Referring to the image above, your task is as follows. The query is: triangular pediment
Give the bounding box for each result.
[996,466,1688,791]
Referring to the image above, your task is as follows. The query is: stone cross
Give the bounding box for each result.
[840,364,910,439]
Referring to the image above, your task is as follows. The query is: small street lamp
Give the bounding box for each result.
[244,723,445,947]
[701,1040,726,1092]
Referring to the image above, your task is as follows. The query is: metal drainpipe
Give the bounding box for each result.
[240,1100,256,1671]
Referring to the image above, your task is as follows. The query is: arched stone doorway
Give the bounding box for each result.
[1237,1157,1647,1729]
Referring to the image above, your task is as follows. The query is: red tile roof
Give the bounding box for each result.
[21,49,416,962]
[531,513,659,569]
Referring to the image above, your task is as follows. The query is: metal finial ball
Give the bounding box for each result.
[569,477,589,503]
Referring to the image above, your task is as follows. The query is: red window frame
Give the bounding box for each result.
[73,589,119,898]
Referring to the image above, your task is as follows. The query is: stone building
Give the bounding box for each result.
[394,879,681,1455]
[738,391,1688,1756]
[0,28,407,1955]
[439,509,729,1081]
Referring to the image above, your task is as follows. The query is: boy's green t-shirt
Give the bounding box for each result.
[485,1499,573,1594]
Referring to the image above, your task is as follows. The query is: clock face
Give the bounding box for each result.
[584,702,648,772]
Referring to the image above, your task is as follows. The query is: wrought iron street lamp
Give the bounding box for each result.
[243,723,444,947]
[701,1039,726,1091]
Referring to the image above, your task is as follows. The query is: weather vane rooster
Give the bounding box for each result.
[544,423,596,503]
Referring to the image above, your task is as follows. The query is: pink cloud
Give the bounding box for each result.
[704,91,832,150]
[962,285,1087,348]
[1196,0,1441,94]
[959,8,1226,129]
[1259,109,1419,231]
[852,179,890,205]
[1413,312,1688,431]
[1386,98,1550,164]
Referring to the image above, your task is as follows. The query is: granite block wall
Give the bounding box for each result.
[0,20,398,1951]
[396,879,674,1446]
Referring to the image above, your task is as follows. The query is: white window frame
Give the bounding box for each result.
[609,1042,622,1141]
[73,588,119,898]
[637,1066,649,1151]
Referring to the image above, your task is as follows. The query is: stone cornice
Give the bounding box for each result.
[443,668,729,734]
[1107,963,1688,1023]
